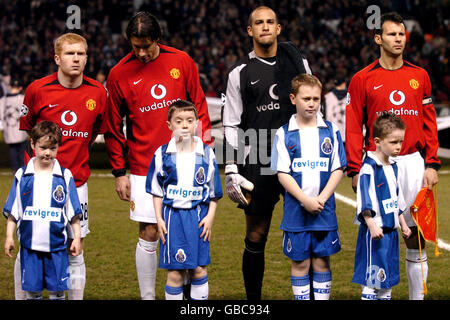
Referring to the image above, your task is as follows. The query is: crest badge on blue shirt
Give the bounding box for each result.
[195,167,206,185]
[175,248,186,263]
[53,185,65,203]
[321,137,333,155]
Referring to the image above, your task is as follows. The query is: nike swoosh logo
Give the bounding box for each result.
[251,79,260,85]
[377,182,384,188]
[332,239,339,245]
[373,84,383,90]
[61,276,69,282]
[48,104,59,108]
[133,79,143,85]
[288,145,295,149]
[22,191,32,196]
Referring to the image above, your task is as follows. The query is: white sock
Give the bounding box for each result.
[190,275,209,300]
[406,248,428,300]
[136,238,157,300]
[68,251,86,300]
[313,271,332,300]
[49,291,66,300]
[14,252,26,300]
[165,284,183,300]
[26,291,43,300]
[291,275,310,300]
[361,286,378,300]
[377,288,392,300]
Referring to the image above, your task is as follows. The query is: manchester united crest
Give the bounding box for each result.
[170,68,181,80]
[86,99,96,111]
[409,79,419,90]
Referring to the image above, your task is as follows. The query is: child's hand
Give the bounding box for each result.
[402,225,412,239]
[199,214,214,242]
[69,238,81,256]
[4,238,15,258]
[368,224,384,240]
[156,218,167,245]
[302,197,324,215]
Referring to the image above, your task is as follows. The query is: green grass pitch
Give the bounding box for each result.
[0,162,449,300]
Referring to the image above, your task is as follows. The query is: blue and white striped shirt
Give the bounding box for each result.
[3,158,82,252]
[146,136,223,209]
[271,114,347,231]
[354,151,406,229]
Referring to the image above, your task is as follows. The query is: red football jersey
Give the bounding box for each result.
[105,44,212,176]
[20,73,108,186]
[345,59,440,176]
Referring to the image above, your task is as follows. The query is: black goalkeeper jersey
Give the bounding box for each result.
[222,42,311,165]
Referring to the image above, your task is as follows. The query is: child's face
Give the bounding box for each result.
[31,136,58,167]
[290,85,321,121]
[167,109,198,140]
[374,129,405,158]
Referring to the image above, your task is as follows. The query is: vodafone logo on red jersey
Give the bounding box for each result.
[60,110,89,138]
[375,89,419,117]
[139,83,181,113]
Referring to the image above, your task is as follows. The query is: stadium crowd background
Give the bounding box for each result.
[0,0,449,110]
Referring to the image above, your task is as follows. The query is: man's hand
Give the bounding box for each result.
[423,167,438,190]
[115,175,130,201]
[351,174,359,193]
[225,164,254,206]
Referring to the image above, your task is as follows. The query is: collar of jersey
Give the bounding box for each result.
[165,136,204,155]
[23,158,64,177]
[287,113,327,131]
[366,151,396,166]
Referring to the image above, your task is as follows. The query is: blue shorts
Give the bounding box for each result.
[282,229,341,261]
[159,204,211,270]
[20,247,69,292]
[352,225,400,289]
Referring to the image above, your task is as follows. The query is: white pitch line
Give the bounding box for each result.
[335,192,450,252]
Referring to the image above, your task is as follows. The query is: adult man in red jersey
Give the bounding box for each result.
[19,33,108,300]
[345,12,440,300]
[104,12,212,300]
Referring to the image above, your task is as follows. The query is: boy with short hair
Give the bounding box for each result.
[4,120,82,300]
[352,113,412,300]
[146,100,222,300]
[271,74,347,300]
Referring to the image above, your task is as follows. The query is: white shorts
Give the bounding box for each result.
[129,174,156,224]
[392,152,425,227]
[67,182,90,239]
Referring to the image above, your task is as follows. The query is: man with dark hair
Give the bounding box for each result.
[104,11,212,300]
[346,12,440,300]
[222,6,312,300]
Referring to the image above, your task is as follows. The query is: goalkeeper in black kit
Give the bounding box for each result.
[222,5,312,300]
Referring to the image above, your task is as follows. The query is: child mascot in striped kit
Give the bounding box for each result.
[271,74,347,300]
[146,100,222,300]
[4,120,82,300]
[352,113,412,299]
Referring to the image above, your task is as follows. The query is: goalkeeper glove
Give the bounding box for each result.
[225,164,254,206]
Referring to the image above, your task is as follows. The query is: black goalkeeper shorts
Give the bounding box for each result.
[238,163,285,217]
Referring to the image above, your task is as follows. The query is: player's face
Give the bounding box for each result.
[167,109,198,141]
[130,37,159,64]
[31,136,59,168]
[54,42,87,78]
[247,8,281,48]
[375,128,405,158]
[290,85,321,122]
[375,21,406,57]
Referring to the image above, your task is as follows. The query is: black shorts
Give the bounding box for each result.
[238,163,285,217]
